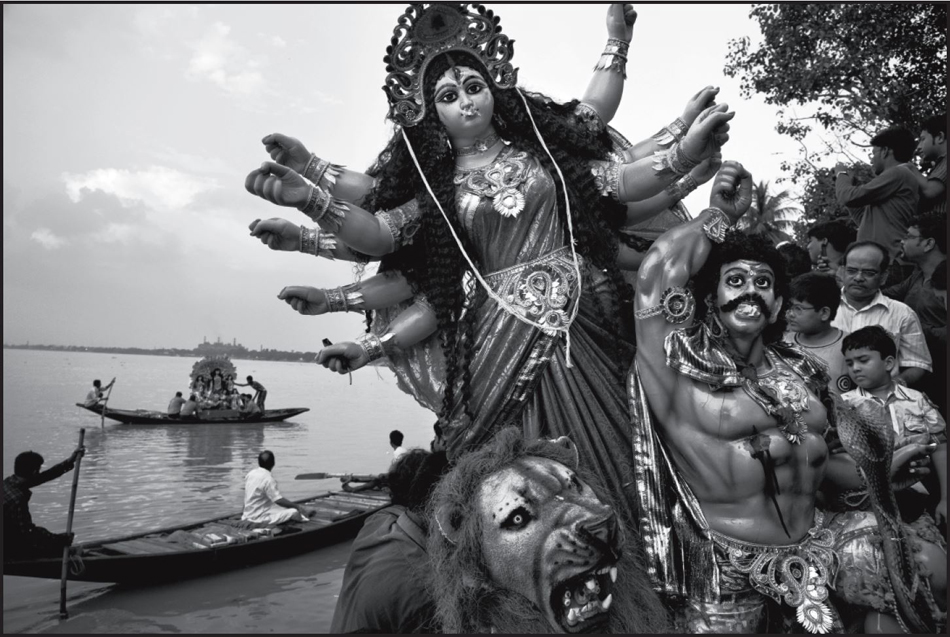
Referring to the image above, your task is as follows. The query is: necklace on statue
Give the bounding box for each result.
[455,132,502,157]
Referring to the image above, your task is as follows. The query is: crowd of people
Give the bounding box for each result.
[7,3,945,633]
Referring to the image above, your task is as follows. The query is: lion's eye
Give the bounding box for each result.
[569,473,582,490]
[501,506,532,530]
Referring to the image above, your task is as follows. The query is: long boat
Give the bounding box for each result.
[76,403,309,425]
[3,490,390,583]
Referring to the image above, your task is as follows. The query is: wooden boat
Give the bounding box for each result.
[3,490,390,583]
[76,403,309,425]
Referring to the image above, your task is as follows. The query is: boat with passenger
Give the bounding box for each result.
[3,489,389,583]
[76,355,309,425]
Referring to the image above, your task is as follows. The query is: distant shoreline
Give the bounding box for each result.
[2,344,317,363]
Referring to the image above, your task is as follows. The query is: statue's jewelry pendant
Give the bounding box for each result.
[456,132,501,157]
[757,366,810,444]
[492,187,525,218]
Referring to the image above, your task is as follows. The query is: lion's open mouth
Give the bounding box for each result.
[551,563,617,632]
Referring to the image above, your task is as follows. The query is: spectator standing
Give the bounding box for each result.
[832,241,932,388]
[235,376,267,410]
[805,220,856,285]
[886,214,947,415]
[835,126,919,261]
[911,113,947,215]
[784,273,854,396]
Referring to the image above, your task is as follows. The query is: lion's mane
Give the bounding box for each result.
[426,427,670,633]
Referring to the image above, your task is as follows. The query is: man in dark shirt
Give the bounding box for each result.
[911,113,947,215]
[835,126,919,261]
[886,214,947,416]
[3,446,84,557]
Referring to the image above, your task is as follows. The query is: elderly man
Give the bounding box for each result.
[631,162,945,633]
[832,241,932,388]
[241,451,313,525]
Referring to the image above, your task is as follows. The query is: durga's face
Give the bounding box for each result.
[433,65,495,145]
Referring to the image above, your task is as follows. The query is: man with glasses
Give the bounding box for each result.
[885,214,947,415]
[832,241,932,388]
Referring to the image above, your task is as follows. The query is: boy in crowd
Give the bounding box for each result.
[784,272,853,395]
[840,326,946,526]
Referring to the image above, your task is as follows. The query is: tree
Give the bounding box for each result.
[793,163,874,246]
[724,4,947,184]
[736,180,799,245]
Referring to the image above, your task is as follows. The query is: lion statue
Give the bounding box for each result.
[427,427,670,633]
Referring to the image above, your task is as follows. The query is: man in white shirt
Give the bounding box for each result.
[83,378,114,408]
[389,430,407,466]
[241,451,313,525]
[831,241,932,387]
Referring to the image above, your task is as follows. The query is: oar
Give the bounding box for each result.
[100,377,116,428]
[59,428,85,619]
[295,472,380,481]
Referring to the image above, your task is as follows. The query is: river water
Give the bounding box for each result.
[2,348,432,633]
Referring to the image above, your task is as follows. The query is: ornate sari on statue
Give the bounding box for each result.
[370,141,638,524]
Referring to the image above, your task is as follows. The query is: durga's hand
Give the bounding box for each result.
[245,161,310,209]
[690,153,722,186]
[606,3,636,42]
[249,217,301,251]
[278,286,329,316]
[315,342,369,374]
[682,86,720,125]
[262,133,311,174]
[709,160,753,223]
[681,103,734,162]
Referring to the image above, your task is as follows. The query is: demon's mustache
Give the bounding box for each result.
[719,293,772,319]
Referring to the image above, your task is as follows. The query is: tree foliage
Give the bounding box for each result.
[725,3,947,184]
[793,162,875,246]
[736,180,799,245]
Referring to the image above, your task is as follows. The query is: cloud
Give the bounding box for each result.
[62,166,220,211]
[186,22,264,96]
[269,35,286,48]
[30,228,67,250]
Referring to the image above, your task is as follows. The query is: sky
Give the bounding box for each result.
[3,3,811,351]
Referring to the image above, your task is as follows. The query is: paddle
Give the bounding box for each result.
[59,428,85,619]
[295,472,380,481]
[100,377,116,428]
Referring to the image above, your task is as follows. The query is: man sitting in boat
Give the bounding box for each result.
[241,394,261,417]
[3,446,84,557]
[241,451,313,525]
[167,391,185,419]
[180,394,200,418]
[83,378,114,408]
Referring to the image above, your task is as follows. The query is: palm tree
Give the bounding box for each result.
[736,180,801,245]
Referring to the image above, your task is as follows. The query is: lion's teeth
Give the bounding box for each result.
[567,607,579,625]
[585,578,597,591]
[601,593,613,610]
[609,566,617,583]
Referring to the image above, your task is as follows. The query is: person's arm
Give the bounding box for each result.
[607,104,735,204]
[621,86,722,163]
[907,162,947,203]
[245,161,417,258]
[578,4,636,125]
[934,442,947,525]
[622,155,721,227]
[277,271,414,317]
[882,271,913,301]
[896,310,933,386]
[26,448,84,488]
[834,164,903,208]
[260,133,377,204]
[315,300,439,375]
[634,161,753,421]
[248,218,367,262]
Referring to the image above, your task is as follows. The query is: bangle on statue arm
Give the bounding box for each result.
[651,117,689,148]
[593,37,629,79]
[358,299,438,363]
[299,225,339,259]
[700,206,731,244]
[299,183,349,233]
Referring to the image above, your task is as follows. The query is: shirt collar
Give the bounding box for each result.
[855,382,907,403]
[840,289,887,312]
